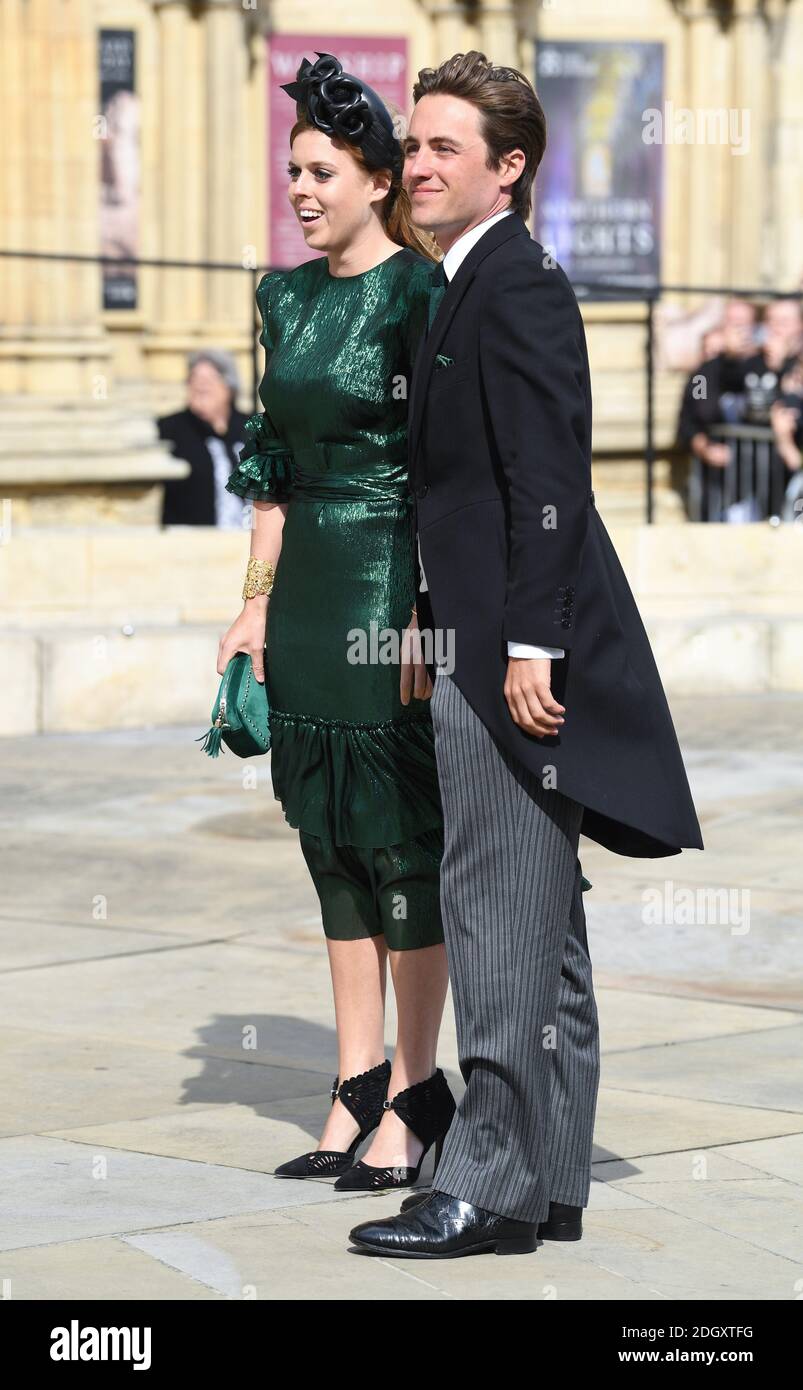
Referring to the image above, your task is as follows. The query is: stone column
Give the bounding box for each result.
[770,0,803,288]
[144,0,253,381]
[682,1,732,290]
[478,0,519,67]
[0,0,186,524]
[143,0,206,379]
[728,6,763,284]
[424,1,476,62]
[0,0,28,342]
[205,0,249,330]
[0,0,109,396]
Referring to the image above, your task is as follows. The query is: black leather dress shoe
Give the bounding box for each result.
[538,1200,583,1240]
[399,1190,583,1240]
[398,1188,435,1214]
[348,1189,538,1258]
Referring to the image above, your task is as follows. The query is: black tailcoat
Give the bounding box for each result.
[408,211,703,858]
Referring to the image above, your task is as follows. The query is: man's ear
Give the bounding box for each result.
[497,147,526,196]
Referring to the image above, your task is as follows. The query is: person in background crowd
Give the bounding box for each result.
[740,298,803,425]
[676,325,730,472]
[717,298,759,391]
[772,357,803,520]
[675,299,803,521]
[676,302,759,520]
[676,299,757,462]
[158,350,250,527]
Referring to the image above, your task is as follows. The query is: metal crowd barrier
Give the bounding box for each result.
[688,423,792,523]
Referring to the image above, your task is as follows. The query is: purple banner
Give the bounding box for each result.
[534,41,664,293]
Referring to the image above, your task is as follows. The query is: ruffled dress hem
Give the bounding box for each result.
[267,707,443,849]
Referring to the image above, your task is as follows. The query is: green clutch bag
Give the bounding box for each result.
[196,650,270,758]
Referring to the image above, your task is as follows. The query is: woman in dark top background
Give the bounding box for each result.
[158,349,249,528]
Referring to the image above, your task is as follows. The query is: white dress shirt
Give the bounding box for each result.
[416,207,564,661]
[210,435,248,530]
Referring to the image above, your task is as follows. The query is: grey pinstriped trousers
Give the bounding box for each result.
[429,668,600,1225]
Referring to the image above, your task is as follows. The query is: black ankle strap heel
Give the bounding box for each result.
[333,1067,456,1192]
[273,1059,391,1178]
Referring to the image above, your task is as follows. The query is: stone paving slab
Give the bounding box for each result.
[713,1132,803,1185]
[0,942,342,1051]
[0,832,312,941]
[0,1236,223,1302]
[573,1206,801,1301]
[595,992,799,1050]
[0,917,191,970]
[601,1023,803,1112]
[591,1087,802,1160]
[0,1025,331,1139]
[608,1176,802,1264]
[603,1134,803,1186]
[0,1136,343,1254]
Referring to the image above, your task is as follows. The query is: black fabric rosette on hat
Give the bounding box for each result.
[280,51,402,177]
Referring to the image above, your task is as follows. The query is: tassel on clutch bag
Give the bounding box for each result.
[197,651,270,758]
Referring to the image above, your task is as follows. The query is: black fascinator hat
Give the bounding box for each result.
[281,51,403,178]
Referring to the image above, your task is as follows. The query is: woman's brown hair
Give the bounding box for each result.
[290,112,439,263]
[412,50,546,218]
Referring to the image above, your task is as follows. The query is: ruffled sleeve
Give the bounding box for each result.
[226,271,294,503]
[226,411,294,502]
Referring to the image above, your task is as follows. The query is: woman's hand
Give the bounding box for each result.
[400,608,433,704]
[217,599,269,683]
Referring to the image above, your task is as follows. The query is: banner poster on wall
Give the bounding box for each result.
[533,41,664,296]
[99,28,140,310]
[268,35,408,269]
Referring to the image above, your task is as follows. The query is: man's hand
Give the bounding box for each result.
[400,609,433,704]
[504,656,565,737]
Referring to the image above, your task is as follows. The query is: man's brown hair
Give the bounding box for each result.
[412,50,547,218]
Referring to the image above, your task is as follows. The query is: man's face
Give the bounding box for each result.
[723,300,755,332]
[722,299,755,356]
[765,300,803,352]
[403,93,516,248]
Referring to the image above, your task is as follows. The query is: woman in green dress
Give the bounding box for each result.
[218,54,455,1190]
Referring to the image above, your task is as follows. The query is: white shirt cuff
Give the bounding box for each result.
[417,535,428,592]
[507,641,565,659]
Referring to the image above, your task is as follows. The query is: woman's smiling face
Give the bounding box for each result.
[287,127,391,253]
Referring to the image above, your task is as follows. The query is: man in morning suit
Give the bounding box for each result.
[349,51,703,1260]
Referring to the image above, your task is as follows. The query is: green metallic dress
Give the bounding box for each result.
[226,246,444,948]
